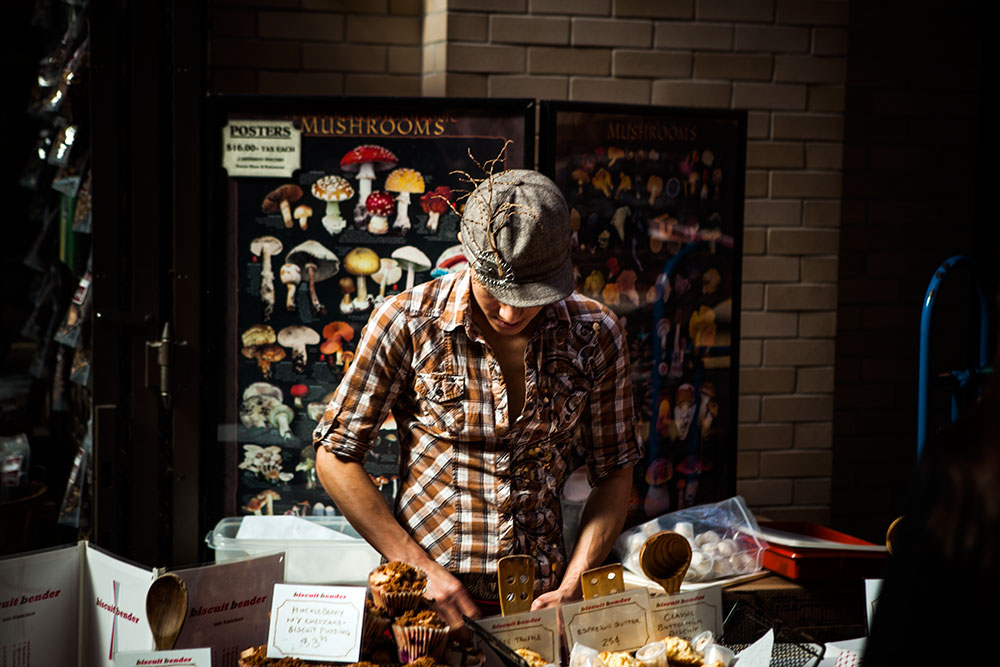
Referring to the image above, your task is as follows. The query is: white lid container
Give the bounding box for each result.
[205,515,381,584]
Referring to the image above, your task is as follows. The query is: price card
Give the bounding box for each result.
[114,648,212,666]
[649,585,723,639]
[561,588,652,653]
[477,607,560,667]
[221,120,301,177]
[265,583,365,662]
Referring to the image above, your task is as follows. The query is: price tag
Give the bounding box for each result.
[477,607,560,667]
[114,648,212,666]
[649,585,723,639]
[221,120,301,177]
[265,584,365,662]
[561,588,652,652]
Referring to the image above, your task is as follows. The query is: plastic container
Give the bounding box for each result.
[206,515,381,584]
[757,520,889,581]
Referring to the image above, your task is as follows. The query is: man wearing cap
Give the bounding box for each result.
[314,170,641,625]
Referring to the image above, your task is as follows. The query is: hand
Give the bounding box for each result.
[531,586,578,611]
[423,561,480,629]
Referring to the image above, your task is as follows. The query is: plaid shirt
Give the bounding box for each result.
[314,269,641,593]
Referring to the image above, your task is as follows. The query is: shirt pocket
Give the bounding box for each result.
[414,372,466,435]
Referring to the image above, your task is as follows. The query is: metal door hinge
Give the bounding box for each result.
[146,322,188,409]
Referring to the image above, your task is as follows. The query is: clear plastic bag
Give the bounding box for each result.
[616,496,767,584]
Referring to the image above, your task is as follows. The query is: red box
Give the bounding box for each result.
[758,521,890,581]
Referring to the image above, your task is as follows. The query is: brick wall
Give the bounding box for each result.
[207,0,851,524]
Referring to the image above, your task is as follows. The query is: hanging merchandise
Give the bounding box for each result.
[0,434,32,502]
[57,423,92,528]
[54,256,92,348]
[71,167,91,233]
[41,34,88,115]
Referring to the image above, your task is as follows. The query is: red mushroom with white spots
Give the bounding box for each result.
[420,186,455,233]
[340,145,398,203]
[365,191,395,236]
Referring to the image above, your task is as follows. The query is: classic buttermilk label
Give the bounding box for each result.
[649,585,723,639]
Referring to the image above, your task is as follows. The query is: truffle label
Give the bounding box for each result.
[561,589,652,653]
[477,607,560,667]
[266,583,365,662]
[222,120,301,178]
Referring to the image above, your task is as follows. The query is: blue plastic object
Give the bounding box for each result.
[916,255,991,459]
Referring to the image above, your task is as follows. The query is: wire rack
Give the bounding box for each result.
[721,600,826,667]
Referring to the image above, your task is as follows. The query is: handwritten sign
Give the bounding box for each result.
[265,584,365,662]
[649,585,722,640]
[478,607,560,667]
[114,648,212,666]
[221,120,301,177]
[561,588,652,653]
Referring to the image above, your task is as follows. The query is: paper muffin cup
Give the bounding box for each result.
[392,623,450,663]
[370,587,426,616]
[362,611,392,651]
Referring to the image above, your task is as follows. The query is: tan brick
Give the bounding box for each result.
[805,142,842,169]
[794,478,831,505]
[733,83,806,110]
[211,38,300,69]
[740,395,761,422]
[760,396,833,423]
[450,0,526,10]
[489,75,569,99]
[491,15,570,45]
[743,285,765,313]
[745,170,769,197]
[301,0,385,11]
[741,367,796,394]
[801,257,838,282]
[344,74,420,96]
[388,47,421,74]
[616,0,693,19]
[745,199,800,226]
[571,77,650,104]
[211,8,257,37]
[694,53,772,81]
[794,421,832,448]
[448,44,526,73]
[741,338,762,366]
[813,28,847,55]
[211,68,258,94]
[737,479,793,506]
[530,0,610,15]
[258,70,343,95]
[772,113,843,141]
[807,85,844,112]
[764,285,837,312]
[651,81,730,108]
[771,171,843,198]
[529,47,610,75]
[390,0,421,15]
[742,311,798,338]
[739,423,794,450]
[422,43,445,73]
[696,0,774,22]
[302,44,387,72]
[734,25,809,53]
[572,18,653,48]
[763,338,835,366]
[653,21,731,49]
[761,449,831,478]
[448,13,488,41]
[423,11,447,43]
[776,0,849,26]
[802,200,840,226]
[747,141,803,168]
[742,257,799,283]
[799,312,837,338]
[737,451,760,478]
[768,228,838,255]
[443,73,487,97]
[775,55,846,84]
[258,8,345,37]
[421,73,446,96]
[614,51,691,78]
[345,15,421,45]
[747,112,770,139]
[797,365,834,392]
[743,228,766,255]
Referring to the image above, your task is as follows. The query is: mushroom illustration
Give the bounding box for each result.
[584,270,605,297]
[571,168,590,194]
[278,325,321,373]
[702,268,721,295]
[257,489,281,515]
[241,382,295,440]
[344,247,381,312]
[286,240,340,316]
[674,384,696,440]
[307,391,335,422]
[607,146,625,166]
[611,206,630,242]
[290,383,309,408]
[250,236,283,321]
[647,174,664,205]
[615,172,632,199]
[592,168,613,197]
[420,185,454,233]
[341,350,355,373]
[371,258,402,305]
[602,282,620,305]
[618,270,639,305]
[269,403,294,441]
[279,263,301,311]
[340,144,398,202]
[242,497,263,515]
[365,191,395,235]
[261,184,303,228]
[688,305,717,348]
[702,149,715,167]
[699,381,719,437]
[431,245,466,278]
[321,321,354,365]
[385,168,426,233]
[338,276,355,314]
[569,209,581,249]
[391,246,431,290]
[312,174,354,235]
[241,324,286,378]
[293,205,313,230]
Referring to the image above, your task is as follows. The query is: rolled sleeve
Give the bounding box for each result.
[312,297,413,461]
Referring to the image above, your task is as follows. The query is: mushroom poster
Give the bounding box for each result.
[540,102,746,524]
[217,98,534,518]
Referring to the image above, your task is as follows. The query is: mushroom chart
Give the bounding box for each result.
[286,240,340,316]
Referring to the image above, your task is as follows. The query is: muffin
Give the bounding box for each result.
[515,648,549,667]
[368,561,428,615]
[392,606,450,663]
[599,651,640,667]
[660,637,702,666]
[362,597,393,651]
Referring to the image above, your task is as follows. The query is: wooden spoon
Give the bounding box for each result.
[639,530,692,594]
[146,573,188,650]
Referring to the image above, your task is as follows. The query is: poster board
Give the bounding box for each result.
[540,102,746,523]
[210,97,534,518]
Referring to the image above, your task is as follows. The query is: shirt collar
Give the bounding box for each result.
[439,268,572,335]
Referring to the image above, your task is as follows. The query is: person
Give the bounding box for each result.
[313,169,642,626]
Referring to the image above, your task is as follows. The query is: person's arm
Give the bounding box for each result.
[316,445,480,627]
[531,465,633,609]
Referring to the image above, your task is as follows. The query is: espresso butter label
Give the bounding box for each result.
[560,588,652,653]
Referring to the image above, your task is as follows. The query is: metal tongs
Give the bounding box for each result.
[461,614,531,667]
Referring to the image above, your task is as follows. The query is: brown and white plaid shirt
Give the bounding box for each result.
[314,269,641,593]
